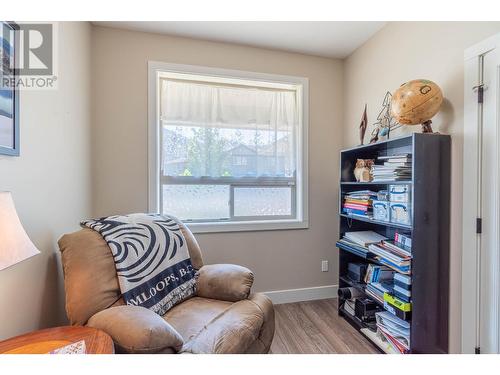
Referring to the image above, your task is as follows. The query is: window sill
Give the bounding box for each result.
[186,219,309,234]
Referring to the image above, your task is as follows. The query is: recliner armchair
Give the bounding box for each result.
[58,222,275,354]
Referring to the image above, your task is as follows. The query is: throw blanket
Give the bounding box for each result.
[81,213,196,316]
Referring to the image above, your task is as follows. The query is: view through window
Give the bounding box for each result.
[157,71,305,227]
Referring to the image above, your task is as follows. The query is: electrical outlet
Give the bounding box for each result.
[321,260,329,272]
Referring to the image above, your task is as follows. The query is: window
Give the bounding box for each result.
[149,62,308,232]
[233,156,248,166]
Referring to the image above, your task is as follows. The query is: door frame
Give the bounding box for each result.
[462,33,500,354]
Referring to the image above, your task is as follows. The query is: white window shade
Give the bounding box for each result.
[160,79,298,131]
[160,79,298,179]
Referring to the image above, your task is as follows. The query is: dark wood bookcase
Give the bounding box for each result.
[337,133,450,354]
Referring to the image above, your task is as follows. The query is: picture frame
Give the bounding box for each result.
[0,21,20,156]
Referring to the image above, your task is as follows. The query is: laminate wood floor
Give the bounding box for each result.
[270,298,378,354]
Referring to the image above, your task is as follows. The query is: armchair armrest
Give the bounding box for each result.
[87,305,183,354]
[196,264,254,302]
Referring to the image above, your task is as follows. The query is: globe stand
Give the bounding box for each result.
[421,120,434,133]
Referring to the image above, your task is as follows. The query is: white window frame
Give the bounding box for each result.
[148,61,309,233]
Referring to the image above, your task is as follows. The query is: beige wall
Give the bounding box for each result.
[91,26,344,293]
[0,22,92,339]
[344,21,500,353]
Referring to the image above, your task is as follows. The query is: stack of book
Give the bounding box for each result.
[395,232,412,251]
[364,264,394,284]
[336,237,370,258]
[343,299,356,317]
[368,240,412,274]
[364,264,395,304]
[393,273,412,302]
[371,154,412,182]
[365,280,393,305]
[375,311,410,354]
[342,190,378,217]
[336,231,388,259]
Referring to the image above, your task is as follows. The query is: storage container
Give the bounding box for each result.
[389,184,411,203]
[372,199,390,222]
[377,190,389,201]
[390,202,412,225]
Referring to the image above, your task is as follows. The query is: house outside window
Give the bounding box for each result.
[148,62,309,233]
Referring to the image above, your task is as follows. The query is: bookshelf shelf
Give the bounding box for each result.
[337,133,450,354]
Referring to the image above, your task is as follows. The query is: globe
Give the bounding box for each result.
[390,79,443,129]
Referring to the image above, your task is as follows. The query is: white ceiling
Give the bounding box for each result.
[93,21,386,58]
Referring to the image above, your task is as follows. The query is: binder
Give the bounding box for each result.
[383,292,412,320]
[384,293,411,311]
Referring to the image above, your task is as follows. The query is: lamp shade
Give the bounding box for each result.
[0,192,40,271]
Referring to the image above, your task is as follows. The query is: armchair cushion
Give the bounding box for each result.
[59,228,121,326]
[87,305,183,354]
[196,264,254,302]
[181,299,264,354]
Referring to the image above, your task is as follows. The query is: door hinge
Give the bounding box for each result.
[475,346,481,354]
[476,218,482,234]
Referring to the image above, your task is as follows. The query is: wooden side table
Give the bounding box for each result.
[0,326,114,354]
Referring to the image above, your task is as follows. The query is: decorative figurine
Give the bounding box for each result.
[353,159,374,182]
[370,91,400,143]
[359,104,368,145]
[369,128,379,144]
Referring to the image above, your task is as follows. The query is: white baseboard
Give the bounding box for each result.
[263,285,338,304]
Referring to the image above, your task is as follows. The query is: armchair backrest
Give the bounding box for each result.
[58,221,204,325]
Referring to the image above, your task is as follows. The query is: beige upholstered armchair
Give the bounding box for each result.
[58,222,275,354]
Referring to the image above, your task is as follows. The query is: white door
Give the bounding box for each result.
[463,34,500,354]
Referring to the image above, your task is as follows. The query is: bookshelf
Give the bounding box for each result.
[337,133,450,354]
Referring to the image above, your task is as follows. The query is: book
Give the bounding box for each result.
[346,190,378,196]
[380,240,412,257]
[368,243,411,264]
[344,231,387,247]
[338,237,369,249]
[395,233,412,249]
[343,208,370,216]
[364,264,394,283]
[344,190,378,200]
[377,257,411,274]
[344,203,369,211]
[365,289,384,304]
[344,299,356,316]
[394,273,412,286]
[384,292,411,311]
[377,154,412,161]
[394,280,412,292]
[375,311,410,350]
[336,238,370,258]
[372,177,412,182]
[370,281,393,295]
[377,326,409,354]
[393,285,411,302]
[383,293,412,320]
[383,162,412,167]
[344,199,371,206]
